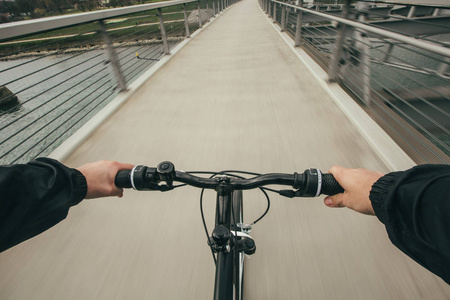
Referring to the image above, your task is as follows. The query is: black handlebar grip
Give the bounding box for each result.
[115,169,132,188]
[321,173,344,196]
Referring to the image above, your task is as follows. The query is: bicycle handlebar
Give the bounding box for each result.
[115,161,344,197]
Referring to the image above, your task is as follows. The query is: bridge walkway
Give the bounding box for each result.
[1,0,449,298]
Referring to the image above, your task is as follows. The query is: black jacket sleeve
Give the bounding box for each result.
[369,164,450,284]
[0,157,87,252]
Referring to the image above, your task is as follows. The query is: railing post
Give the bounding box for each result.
[286,6,290,28]
[212,0,216,15]
[273,2,277,23]
[407,5,416,18]
[437,57,450,76]
[294,0,304,47]
[205,0,210,21]
[98,20,127,92]
[197,1,203,27]
[328,0,350,82]
[383,42,394,62]
[268,0,272,18]
[355,1,371,105]
[157,8,170,55]
[281,3,286,31]
[183,3,190,38]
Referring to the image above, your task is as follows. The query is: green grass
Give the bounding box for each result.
[9,2,188,42]
[0,19,189,57]
[0,0,210,57]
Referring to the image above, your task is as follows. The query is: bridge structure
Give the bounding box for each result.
[0,0,449,298]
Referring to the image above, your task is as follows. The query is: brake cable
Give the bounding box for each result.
[187,170,275,265]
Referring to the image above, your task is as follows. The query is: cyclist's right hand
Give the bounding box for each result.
[324,166,383,215]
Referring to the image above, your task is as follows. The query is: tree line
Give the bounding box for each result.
[0,0,147,23]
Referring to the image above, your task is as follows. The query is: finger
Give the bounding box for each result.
[328,165,345,181]
[324,193,346,208]
[109,162,135,183]
[112,186,124,197]
[117,163,135,170]
[328,165,344,173]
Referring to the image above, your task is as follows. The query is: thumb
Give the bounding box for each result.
[324,193,346,208]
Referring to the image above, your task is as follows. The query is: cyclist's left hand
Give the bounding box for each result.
[77,160,135,199]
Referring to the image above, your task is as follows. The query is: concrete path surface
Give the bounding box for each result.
[1,0,449,298]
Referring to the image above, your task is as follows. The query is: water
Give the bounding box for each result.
[0,43,167,164]
[370,39,450,156]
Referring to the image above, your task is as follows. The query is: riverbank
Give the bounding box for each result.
[0,36,185,61]
[0,8,213,61]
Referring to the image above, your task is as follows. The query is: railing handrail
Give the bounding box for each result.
[271,0,450,58]
[0,0,200,42]
[352,0,449,9]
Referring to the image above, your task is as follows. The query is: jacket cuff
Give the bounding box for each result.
[71,168,87,206]
[369,172,401,224]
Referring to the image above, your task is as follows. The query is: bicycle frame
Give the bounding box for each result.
[213,191,234,300]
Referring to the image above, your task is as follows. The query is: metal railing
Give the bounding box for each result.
[0,0,236,164]
[261,0,450,164]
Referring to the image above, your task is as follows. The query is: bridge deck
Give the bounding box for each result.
[1,0,449,298]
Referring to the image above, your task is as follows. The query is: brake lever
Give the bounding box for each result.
[279,190,304,198]
[148,183,174,192]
